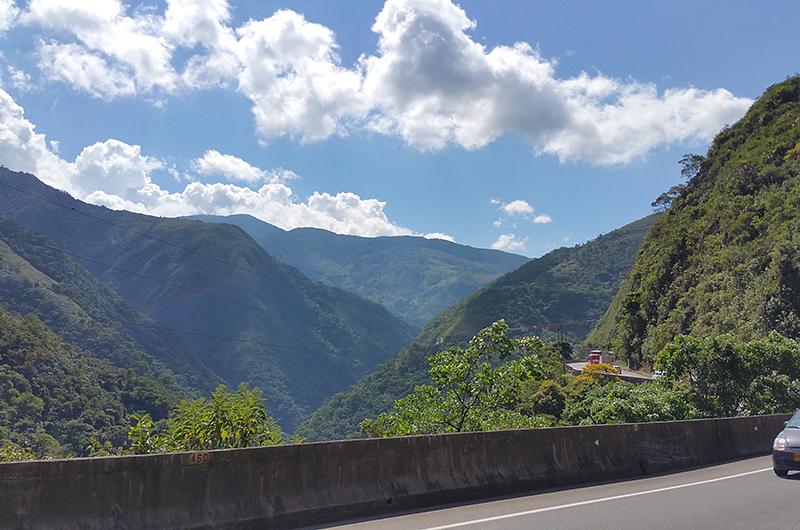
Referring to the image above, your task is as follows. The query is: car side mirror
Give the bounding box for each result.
[785,421,789,427]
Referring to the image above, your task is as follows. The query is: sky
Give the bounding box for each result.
[0,0,798,257]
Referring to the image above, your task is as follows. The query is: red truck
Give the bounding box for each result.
[587,350,614,365]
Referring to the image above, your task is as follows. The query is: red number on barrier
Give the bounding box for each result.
[189,452,210,465]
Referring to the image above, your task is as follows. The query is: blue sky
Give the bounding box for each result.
[0,0,798,256]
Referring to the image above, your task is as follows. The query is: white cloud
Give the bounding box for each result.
[360,0,751,163]
[18,0,752,163]
[7,66,31,93]
[37,41,137,99]
[0,88,430,239]
[491,233,527,252]
[234,10,365,142]
[424,232,455,242]
[0,87,74,190]
[194,149,298,184]
[501,199,534,216]
[532,214,552,224]
[26,0,177,96]
[0,0,18,34]
[73,139,163,199]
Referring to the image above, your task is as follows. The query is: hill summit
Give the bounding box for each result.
[588,76,800,367]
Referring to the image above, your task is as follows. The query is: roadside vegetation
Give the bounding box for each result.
[361,321,800,437]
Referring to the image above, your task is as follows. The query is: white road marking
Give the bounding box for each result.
[421,467,772,530]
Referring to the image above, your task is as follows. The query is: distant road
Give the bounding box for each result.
[567,362,652,380]
[322,456,796,530]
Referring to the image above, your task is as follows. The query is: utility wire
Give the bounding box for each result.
[0,179,308,295]
[30,239,309,326]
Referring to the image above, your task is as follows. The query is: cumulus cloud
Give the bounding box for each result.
[7,66,31,93]
[491,233,527,252]
[0,87,432,239]
[501,199,534,216]
[73,140,163,199]
[0,87,74,190]
[360,0,752,163]
[25,0,177,94]
[423,232,455,242]
[495,198,552,224]
[18,0,752,164]
[0,0,18,34]
[37,41,137,99]
[194,150,297,184]
[235,10,366,143]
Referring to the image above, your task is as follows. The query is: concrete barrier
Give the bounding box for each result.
[0,414,788,529]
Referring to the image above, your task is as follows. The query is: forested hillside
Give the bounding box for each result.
[588,76,800,367]
[0,169,417,431]
[0,303,177,457]
[299,215,656,440]
[0,216,218,394]
[189,214,528,327]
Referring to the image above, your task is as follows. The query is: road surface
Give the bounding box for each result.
[320,455,797,529]
[567,362,652,380]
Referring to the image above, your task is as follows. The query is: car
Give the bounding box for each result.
[652,370,664,380]
[773,411,800,477]
[612,365,624,374]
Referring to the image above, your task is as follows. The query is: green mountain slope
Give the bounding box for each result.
[587,76,800,367]
[0,216,219,394]
[298,214,657,440]
[189,214,529,327]
[0,169,417,431]
[0,303,176,457]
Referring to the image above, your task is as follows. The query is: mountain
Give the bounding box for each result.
[188,214,529,327]
[298,214,657,440]
[0,215,219,394]
[0,169,417,431]
[587,76,800,367]
[0,302,177,457]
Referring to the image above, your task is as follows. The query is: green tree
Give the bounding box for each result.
[361,321,552,437]
[616,292,647,369]
[654,333,800,416]
[127,384,283,453]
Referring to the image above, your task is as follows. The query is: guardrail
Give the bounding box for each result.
[0,414,788,529]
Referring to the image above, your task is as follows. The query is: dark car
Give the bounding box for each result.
[773,411,800,476]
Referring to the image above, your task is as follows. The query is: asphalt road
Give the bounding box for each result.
[322,455,798,530]
[567,362,652,380]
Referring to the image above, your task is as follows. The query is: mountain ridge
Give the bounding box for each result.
[0,168,418,431]
[587,76,800,367]
[298,214,657,440]
[188,213,529,327]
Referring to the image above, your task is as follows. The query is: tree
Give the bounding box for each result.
[651,185,687,212]
[128,383,283,453]
[361,321,552,437]
[650,154,705,212]
[616,292,647,369]
[654,333,800,416]
[678,153,705,180]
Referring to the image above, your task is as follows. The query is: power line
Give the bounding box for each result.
[129,319,304,351]
[29,238,310,327]
[0,179,306,295]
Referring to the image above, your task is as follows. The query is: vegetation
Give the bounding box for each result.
[0,215,218,394]
[363,323,800,438]
[190,214,529,327]
[0,303,176,460]
[361,321,555,436]
[0,168,417,432]
[127,384,284,454]
[588,76,800,367]
[299,215,656,440]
